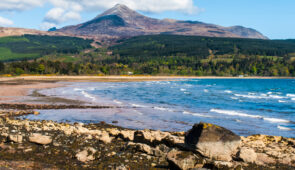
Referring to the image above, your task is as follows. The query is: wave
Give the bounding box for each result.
[224,90,232,94]
[210,109,290,123]
[277,125,292,131]
[234,93,286,99]
[278,100,287,103]
[263,118,290,123]
[287,94,295,97]
[113,100,123,105]
[81,91,96,102]
[210,109,262,118]
[292,98,295,101]
[153,107,174,112]
[131,103,147,108]
[180,88,186,91]
[204,89,209,93]
[183,111,213,118]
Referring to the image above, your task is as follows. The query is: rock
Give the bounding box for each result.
[29,133,52,145]
[99,131,113,144]
[255,153,276,165]
[76,147,97,162]
[134,129,170,145]
[127,142,164,157]
[185,122,241,161]
[119,130,134,141]
[8,134,23,143]
[238,147,257,163]
[107,128,121,136]
[33,111,40,115]
[167,149,202,170]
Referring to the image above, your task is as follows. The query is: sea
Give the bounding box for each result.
[26,79,295,138]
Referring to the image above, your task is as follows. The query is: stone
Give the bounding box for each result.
[99,131,113,144]
[134,130,170,144]
[185,122,241,161]
[33,111,40,115]
[119,130,134,141]
[29,133,52,145]
[127,142,164,157]
[76,147,97,162]
[8,134,23,143]
[255,153,276,165]
[167,149,202,170]
[238,147,257,163]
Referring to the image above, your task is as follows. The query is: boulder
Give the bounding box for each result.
[185,122,241,161]
[167,149,203,170]
[8,135,23,143]
[76,147,97,162]
[29,133,52,145]
[238,147,257,163]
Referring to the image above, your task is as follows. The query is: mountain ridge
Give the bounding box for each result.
[57,4,268,40]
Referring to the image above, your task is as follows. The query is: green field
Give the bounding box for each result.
[0,35,92,62]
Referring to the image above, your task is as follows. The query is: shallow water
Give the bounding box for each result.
[27,79,295,137]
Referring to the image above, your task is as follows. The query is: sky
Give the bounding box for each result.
[0,0,294,39]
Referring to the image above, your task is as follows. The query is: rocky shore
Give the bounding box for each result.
[0,108,294,169]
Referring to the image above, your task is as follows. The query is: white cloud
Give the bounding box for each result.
[0,16,13,26]
[40,22,57,30]
[0,0,201,30]
[0,0,45,11]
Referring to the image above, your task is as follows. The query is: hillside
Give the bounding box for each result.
[58,4,268,40]
[0,35,92,61]
[0,27,69,38]
[111,35,295,58]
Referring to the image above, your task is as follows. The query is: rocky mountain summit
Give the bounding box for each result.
[58,4,268,40]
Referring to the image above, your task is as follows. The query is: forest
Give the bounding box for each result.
[0,34,295,77]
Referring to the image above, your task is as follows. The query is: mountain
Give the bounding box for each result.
[58,4,268,40]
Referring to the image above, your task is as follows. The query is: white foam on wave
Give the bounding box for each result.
[180,88,186,91]
[210,109,262,118]
[131,103,147,108]
[204,89,209,93]
[183,111,213,118]
[278,100,287,103]
[292,98,295,101]
[113,100,123,105]
[277,125,292,131]
[231,97,238,100]
[74,88,83,91]
[263,118,290,123]
[211,109,291,123]
[234,93,286,100]
[225,90,232,94]
[153,107,174,112]
[81,91,96,102]
[287,94,295,97]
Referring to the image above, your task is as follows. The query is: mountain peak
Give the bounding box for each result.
[97,4,138,18]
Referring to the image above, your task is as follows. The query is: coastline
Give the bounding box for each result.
[0,76,294,169]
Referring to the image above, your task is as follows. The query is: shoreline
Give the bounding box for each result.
[0,76,294,169]
[1,75,295,82]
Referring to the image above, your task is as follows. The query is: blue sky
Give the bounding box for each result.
[0,0,294,39]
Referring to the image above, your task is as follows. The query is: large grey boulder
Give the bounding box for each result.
[185,122,241,161]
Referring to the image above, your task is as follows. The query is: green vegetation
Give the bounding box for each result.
[0,35,92,62]
[1,34,295,77]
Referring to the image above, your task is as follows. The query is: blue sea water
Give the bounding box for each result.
[29,79,295,137]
